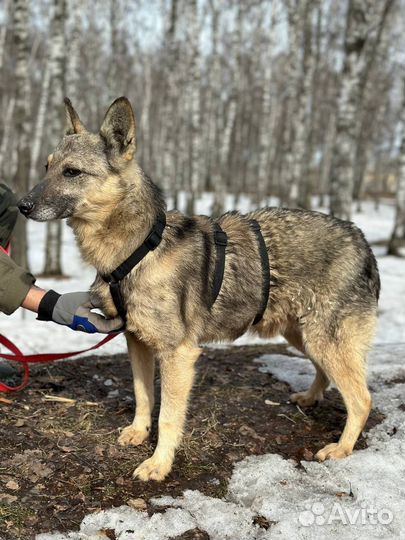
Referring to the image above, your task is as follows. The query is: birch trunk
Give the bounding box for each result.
[256,1,277,206]
[186,0,201,215]
[329,0,375,220]
[318,111,336,207]
[42,0,66,277]
[66,0,81,105]
[29,59,51,184]
[0,0,9,73]
[213,2,243,213]
[388,138,405,256]
[388,77,405,256]
[0,97,14,177]
[279,0,303,206]
[290,0,317,208]
[206,0,220,197]
[162,0,179,200]
[11,0,31,269]
[352,0,394,207]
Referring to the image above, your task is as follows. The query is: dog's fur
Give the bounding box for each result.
[19,97,380,481]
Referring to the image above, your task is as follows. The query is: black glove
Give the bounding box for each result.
[37,290,124,333]
[0,183,18,248]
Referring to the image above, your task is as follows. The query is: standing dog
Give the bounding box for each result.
[18,97,380,481]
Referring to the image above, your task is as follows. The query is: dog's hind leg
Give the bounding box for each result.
[283,325,329,407]
[304,313,375,461]
[118,333,155,447]
[133,342,201,481]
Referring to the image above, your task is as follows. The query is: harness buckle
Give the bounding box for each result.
[214,229,228,247]
[144,228,162,250]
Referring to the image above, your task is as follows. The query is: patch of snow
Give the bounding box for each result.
[35,344,405,540]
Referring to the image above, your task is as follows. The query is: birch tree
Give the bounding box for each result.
[330,0,376,220]
[212,2,243,214]
[29,60,51,184]
[388,73,405,256]
[279,0,305,206]
[162,0,179,203]
[0,0,9,73]
[11,0,31,269]
[65,0,82,105]
[289,0,318,208]
[185,0,201,215]
[42,0,66,276]
[256,0,277,206]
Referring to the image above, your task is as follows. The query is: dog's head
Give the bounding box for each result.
[18,97,137,221]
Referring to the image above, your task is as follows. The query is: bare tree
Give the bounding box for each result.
[42,0,66,277]
[330,0,378,220]
[29,60,51,184]
[161,0,179,203]
[388,74,405,256]
[0,0,9,73]
[289,0,318,208]
[185,0,201,215]
[256,0,278,206]
[11,0,31,269]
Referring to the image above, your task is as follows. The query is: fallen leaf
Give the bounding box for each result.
[275,435,289,445]
[15,419,25,427]
[5,479,19,490]
[301,448,314,461]
[127,498,147,510]
[101,529,116,540]
[59,446,74,453]
[0,397,12,405]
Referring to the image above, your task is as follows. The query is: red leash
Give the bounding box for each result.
[0,333,120,393]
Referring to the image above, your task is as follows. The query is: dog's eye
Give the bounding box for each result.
[63,168,81,178]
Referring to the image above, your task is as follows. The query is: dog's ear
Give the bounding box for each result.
[99,97,136,163]
[64,97,86,134]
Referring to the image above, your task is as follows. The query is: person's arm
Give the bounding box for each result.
[0,250,36,315]
[21,285,46,312]
[0,252,123,333]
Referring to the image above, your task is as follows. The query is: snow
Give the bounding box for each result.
[36,344,405,540]
[0,196,404,540]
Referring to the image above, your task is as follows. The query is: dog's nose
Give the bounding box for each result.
[18,199,34,216]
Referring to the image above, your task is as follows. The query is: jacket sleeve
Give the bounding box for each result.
[0,251,36,315]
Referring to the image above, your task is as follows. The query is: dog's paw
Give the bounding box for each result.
[315,443,351,461]
[290,391,322,407]
[118,425,149,446]
[133,455,172,482]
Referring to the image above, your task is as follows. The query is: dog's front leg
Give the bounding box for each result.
[118,333,155,446]
[133,342,201,482]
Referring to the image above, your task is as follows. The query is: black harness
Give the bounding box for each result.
[249,219,271,325]
[101,213,270,326]
[100,213,167,323]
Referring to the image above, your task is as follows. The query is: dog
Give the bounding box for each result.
[18,97,380,481]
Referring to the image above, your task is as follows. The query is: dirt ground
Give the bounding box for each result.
[0,343,383,539]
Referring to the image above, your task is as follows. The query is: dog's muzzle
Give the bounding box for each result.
[17,199,35,216]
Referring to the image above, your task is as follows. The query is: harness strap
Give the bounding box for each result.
[249,219,270,325]
[100,212,167,323]
[211,223,227,307]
